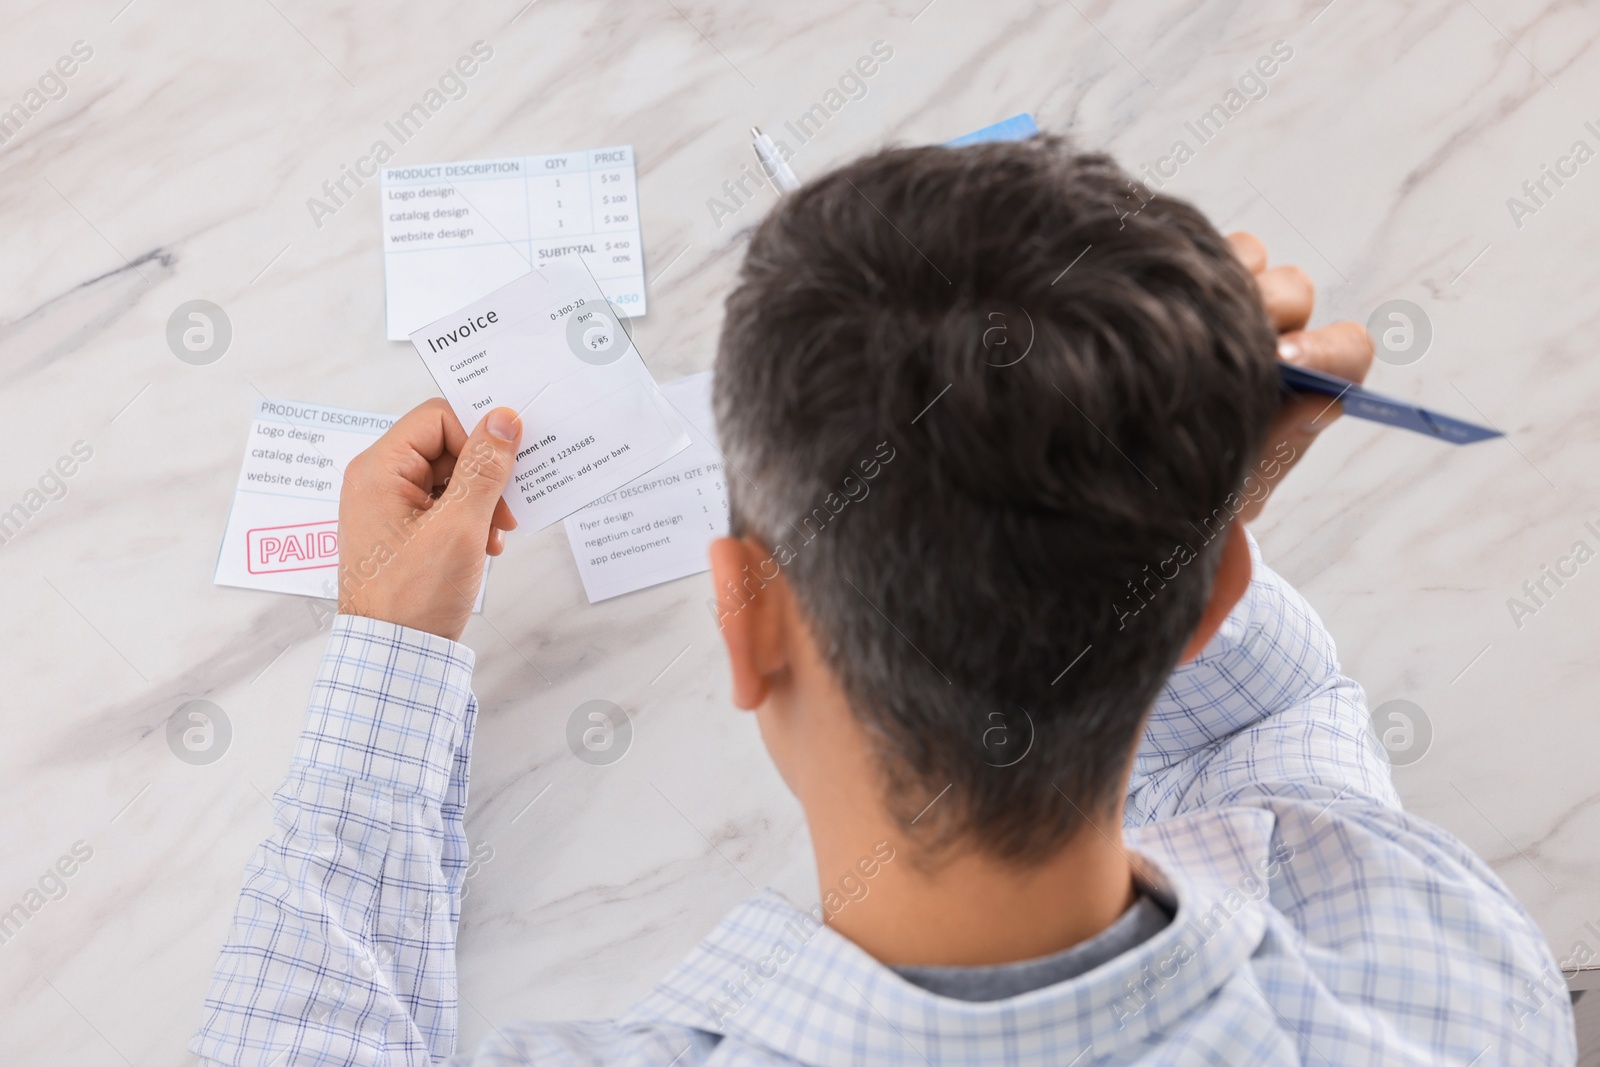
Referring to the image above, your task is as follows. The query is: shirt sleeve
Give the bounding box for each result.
[190,615,478,1066]
[1127,534,1577,1065]
[1126,530,1402,825]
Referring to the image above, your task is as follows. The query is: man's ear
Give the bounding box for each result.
[1177,521,1252,663]
[709,537,790,710]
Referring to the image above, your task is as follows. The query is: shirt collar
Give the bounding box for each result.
[623,806,1279,1065]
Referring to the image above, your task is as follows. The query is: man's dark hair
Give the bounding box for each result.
[713,135,1281,863]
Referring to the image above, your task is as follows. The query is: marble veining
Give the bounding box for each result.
[1,0,1597,1060]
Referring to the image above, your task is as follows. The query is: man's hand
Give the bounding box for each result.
[337,399,522,641]
[1228,231,1375,523]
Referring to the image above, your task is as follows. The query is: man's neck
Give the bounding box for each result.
[816,819,1137,968]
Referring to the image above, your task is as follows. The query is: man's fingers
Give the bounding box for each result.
[1227,231,1268,274]
[1223,235,1357,526]
[428,451,459,491]
[1277,320,1374,387]
[490,498,517,533]
[345,398,467,499]
[351,398,468,489]
[1257,265,1314,332]
[439,408,522,529]
[385,398,469,462]
[1227,232,1319,333]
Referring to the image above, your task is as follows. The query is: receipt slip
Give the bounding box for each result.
[410,257,690,532]
[214,399,485,608]
[562,372,727,602]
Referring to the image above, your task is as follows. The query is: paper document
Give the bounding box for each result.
[410,258,690,532]
[213,398,486,608]
[381,146,644,340]
[562,372,727,602]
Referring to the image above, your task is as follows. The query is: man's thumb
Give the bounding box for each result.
[450,407,522,520]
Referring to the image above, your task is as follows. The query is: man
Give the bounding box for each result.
[192,137,1575,1064]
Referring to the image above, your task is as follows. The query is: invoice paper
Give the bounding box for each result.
[410,258,690,532]
[213,399,485,607]
[562,372,727,602]
[381,146,644,340]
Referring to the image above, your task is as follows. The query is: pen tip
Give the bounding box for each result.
[751,126,762,137]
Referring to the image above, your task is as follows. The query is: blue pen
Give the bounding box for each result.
[1277,363,1499,445]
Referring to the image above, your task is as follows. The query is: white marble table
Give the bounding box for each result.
[2,0,1596,1061]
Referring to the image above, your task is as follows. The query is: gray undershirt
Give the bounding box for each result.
[891,891,1173,1002]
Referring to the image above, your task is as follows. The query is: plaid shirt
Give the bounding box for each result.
[192,537,1576,1065]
